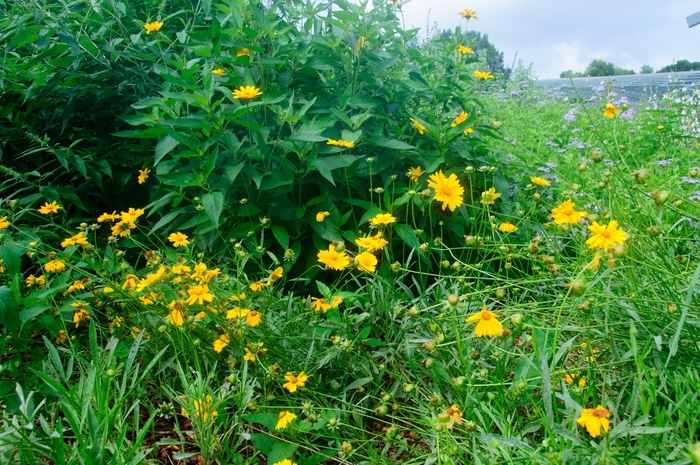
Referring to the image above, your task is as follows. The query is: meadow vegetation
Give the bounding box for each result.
[1,1,699,464]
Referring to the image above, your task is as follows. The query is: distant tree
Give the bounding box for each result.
[658,60,700,73]
[585,60,616,77]
[559,70,585,78]
[640,64,654,74]
[613,66,635,76]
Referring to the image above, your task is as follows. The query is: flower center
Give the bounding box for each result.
[481,310,491,320]
[592,408,607,418]
[600,231,611,238]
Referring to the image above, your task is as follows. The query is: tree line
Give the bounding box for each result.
[560,59,700,78]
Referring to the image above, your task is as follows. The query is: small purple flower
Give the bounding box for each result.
[657,159,672,167]
[563,109,577,122]
[681,176,700,184]
[558,149,567,153]
[577,143,586,149]
[620,109,634,120]
[690,191,700,201]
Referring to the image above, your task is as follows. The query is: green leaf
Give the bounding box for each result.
[243,413,279,430]
[270,226,289,249]
[395,224,419,248]
[20,305,51,325]
[369,137,414,150]
[154,135,180,166]
[267,442,297,465]
[201,192,224,227]
[311,155,362,186]
[0,286,19,335]
[225,162,245,183]
[287,132,328,142]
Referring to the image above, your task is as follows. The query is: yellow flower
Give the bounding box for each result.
[327,139,355,148]
[112,221,136,237]
[168,232,190,248]
[211,68,226,75]
[356,251,378,273]
[355,231,388,252]
[407,166,425,182]
[236,48,251,57]
[312,297,331,312]
[269,267,283,282]
[45,259,66,273]
[316,211,330,222]
[103,287,114,293]
[473,70,494,80]
[144,21,163,34]
[171,265,191,275]
[444,404,463,429]
[452,111,468,127]
[186,284,214,305]
[167,301,185,326]
[140,293,156,305]
[551,199,587,224]
[576,406,611,438]
[213,334,230,353]
[138,168,150,184]
[38,201,61,215]
[370,213,396,226]
[233,85,263,100]
[182,395,218,422]
[71,304,90,328]
[97,211,120,222]
[283,371,308,393]
[564,373,587,387]
[410,118,426,135]
[226,307,250,320]
[530,176,550,186]
[586,220,627,250]
[330,296,343,308]
[275,411,297,430]
[0,216,9,229]
[458,8,477,19]
[498,222,517,233]
[192,262,207,277]
[246,310,262,327]
[61,232,89,248]
[136,266,166,292]
[317,245,351,271]
[456,45,474,55]
[243,342,266,362]
[356,37,367,51]
[120,208,145,223]
[67,281,86,293]
[428,171,464,211]
[603,103,619,119]
[55,330,67,344]
[480,187,501,205]
[587,253,602,270]
[0,259,5,273]
[273,460,297,465]
[466,306,503,337]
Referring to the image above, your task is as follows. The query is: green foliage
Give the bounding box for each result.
[436,28,510,78]
[559,59,636,78]
[640,64,654,74]
[658,59,700,73]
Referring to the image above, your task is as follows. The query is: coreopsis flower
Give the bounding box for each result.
[473,70,494,80]
[135,266,165,292]
[586,221,627,250]
[603,103,619,119]
[213,334,230,353]
[144,21,163,34]
[428,171,464,211]
[564,373,587,387]
[269,267,283,282]
[551,199,587,224]
[120,208,145,223]
[45,259,66,273]
[250,281,265,292]
[410,118,426,135]
[38,201,61,215]
[370,212,396,226]
[311,297,332,312]
[226,307,250,320]
[167,300,185,326]
[168,232,190,247]
[458,8,477,19]
[407,166,425,182]
[530,176,550,186]
[0,216,9,229]
[236,48,251,57]
[67,281,86,293]
[316,211,330,222]
[330,296,343,308]
[327,139,355,148]
[444,404,463,429]
[122,274,138,290]
[192,262,207,278]
[480,187,501,205]
[355,231,388,252]
[112,221,136,237]
[211,68,226,75]
[71,303,90,328]
[140,293,157,305]
[576,406,611,437]
[97,211,120,222]
[61,232,89,248]
[498,222,517,233]
[246,310,262,327]
[112,316,123,327]
[55,330,67,344]
[317,244,351,271]
[182,395,218,422]
[272,460,297,465]
[186,284,214,305]
[171,265,191,275]
[452,111,468,127]
[356,37,367,51]
[356,251,378,273]
[283,371,308,393]
[137,168,150,184]
[466,306,503,337]
[456,45,474,55]
[276,411,297,430]
[233,85,263,100]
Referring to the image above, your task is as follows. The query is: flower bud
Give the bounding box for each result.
[453,376,466,387]
[447,294,459,306]
[403,383,414,393]
[577,162,587,171]
[652,190,671,206]
[667,303,678,314]
[374,404,388,416]
[422,340,436,352]
[566,279,587,296]
[591,150,603,163]
[422,357,435,368]
[610,244,626,258]
[648,225,661,237]
[690,169,699,178]
[631,168,650,184]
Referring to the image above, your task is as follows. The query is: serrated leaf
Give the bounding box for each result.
[154,135,180,166]
[201,191,224,227]
[270,226,289,249]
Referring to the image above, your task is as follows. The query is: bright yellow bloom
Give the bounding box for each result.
[456,45,474,55]
[71,303,90,328]
[370,213,396,226]
[213,334,230,353]
[498,222,517,233]
[144,21,163,34]
[67,281,85,293]
[111,221,136,237]
[140,293,157,305]
[480,187,501,205]
[586,220,627,250]
[603,103,619,119]
[192,262,207,277]
[317,244,351,271]
[171,265,191,275]
[61,232,89,248]
[316,211,330,222]
[458,8,477,19]
[356,251,378,273]
[168,232,190,248]
[97,211,120,222]
[236,48,251,57]
[407,166,425,182]
[355,231,388,252]
[530,176,551,186]
[410,118,426,135]
[466,306,502,337]
[233,86,263,100]
[135,266,165,292]
[138,168,150,184]
[120,208,145,223]
[186,284,214,305]
[311,297,331,312]
[45,259,66,273]
[246,310,262,327]
[166,300,185,326]
[55,330,67,344]
[576,406,611,438]
[269,267,283,282]
[181,395,218,422]
[211,68,226,75]
[551,199,587,224]
[250,281,265,292]
[0,216,9,229]
[564,373,587,387]
[26,274,43,287]
[275,411,297,430]
[243,342,266,363]
[473,70,494,80]
[226,307,250,320]
[444,404,463,429]
[327,139,355,148]
[356,37,367,51]
[452,111,468,127]
[428,171,464,211]
[283,371,308,393]
[38,201,61,215]
[330,296,343,308]
[272,460,297,465]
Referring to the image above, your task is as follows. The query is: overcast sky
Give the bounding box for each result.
[395,0,700,79]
